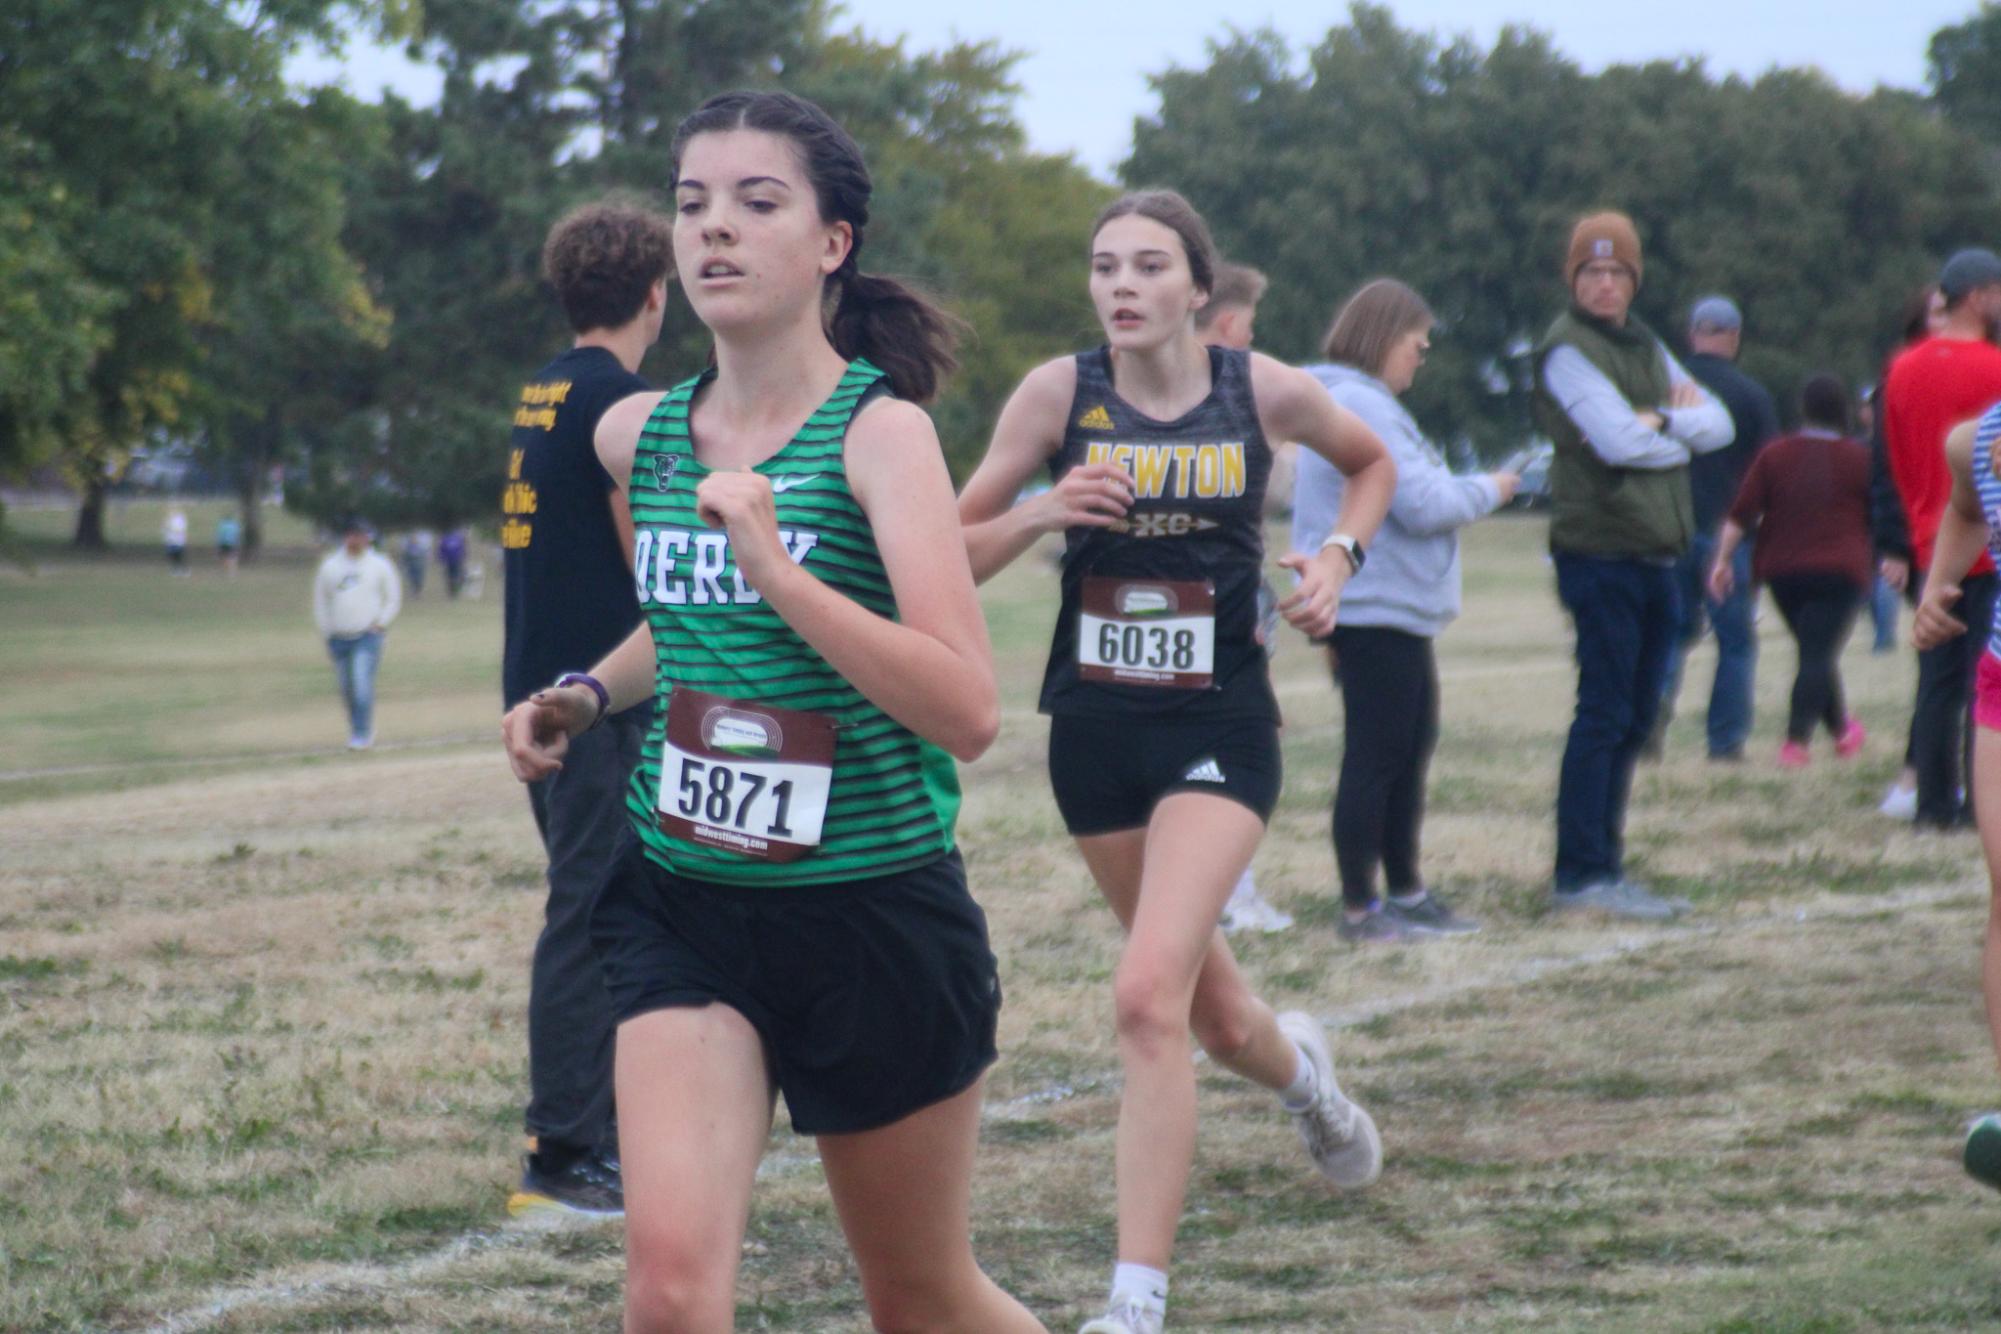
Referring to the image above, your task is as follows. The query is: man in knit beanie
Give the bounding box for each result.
[1532,210,1733,919]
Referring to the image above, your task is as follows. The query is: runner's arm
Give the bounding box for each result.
[500,623,656,782]
[1914,421,1990,650]
[594,391,665,499]
[1254,356,1395,633]
[957,358,1132,584]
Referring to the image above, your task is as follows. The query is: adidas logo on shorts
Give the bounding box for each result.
[1183,757,1226,783]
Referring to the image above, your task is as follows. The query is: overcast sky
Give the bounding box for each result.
[288,0,1980,178]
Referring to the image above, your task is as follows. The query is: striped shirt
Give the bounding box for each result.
[623,359,961,885]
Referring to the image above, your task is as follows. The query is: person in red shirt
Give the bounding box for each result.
[1710,375,1873,766]
[1882,248,2001,827]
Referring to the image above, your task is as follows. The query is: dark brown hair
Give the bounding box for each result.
[1321,278,1435,377]
[1799,373,1852,432]
[1194,261,1268,330]
[670,90,960,403]
[1896,284,1941,346]
[541,201,674,334]
[1092,189,1218,296]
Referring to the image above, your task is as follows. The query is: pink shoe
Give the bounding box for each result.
[1835,718,1867,759]
[1778,740,1810,769]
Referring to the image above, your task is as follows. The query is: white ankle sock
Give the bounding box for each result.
[1279,1045,1318,1111]
[1389,887,1428,907]
[1111,1262,1168,1313]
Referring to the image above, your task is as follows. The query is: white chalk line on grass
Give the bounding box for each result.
[138,879,1979,1332]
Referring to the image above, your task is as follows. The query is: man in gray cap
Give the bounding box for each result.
[1881,247,2001,826]
[1653,296,1779,761]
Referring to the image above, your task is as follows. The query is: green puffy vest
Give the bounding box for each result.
[1533,308,1695,559]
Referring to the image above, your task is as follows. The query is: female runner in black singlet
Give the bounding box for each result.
[958,190,1396,1334]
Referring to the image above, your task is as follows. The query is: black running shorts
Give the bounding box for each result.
[1047,712,1283,836]
[591,833,1001,1136]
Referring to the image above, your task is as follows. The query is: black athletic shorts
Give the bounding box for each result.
[591,831,1001,1136]
[1047,712,1283,836]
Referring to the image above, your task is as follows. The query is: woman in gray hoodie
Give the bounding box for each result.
[1292,279,1519,942]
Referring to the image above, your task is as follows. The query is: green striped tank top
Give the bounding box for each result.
[623,358,962,885]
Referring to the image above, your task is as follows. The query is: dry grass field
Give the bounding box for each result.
[6,507,2001,1332]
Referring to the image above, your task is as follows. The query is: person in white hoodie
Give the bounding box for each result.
[313,516,402,749]
[1292,279,1519,942]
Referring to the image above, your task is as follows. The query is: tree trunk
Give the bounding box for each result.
[72,473,108,549]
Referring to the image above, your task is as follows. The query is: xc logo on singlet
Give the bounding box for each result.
[632,527,821,606]
[1112,512,1220,538]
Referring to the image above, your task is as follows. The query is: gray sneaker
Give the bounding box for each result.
[1551,877,1685,921]
[1276,1011,1382,1187]
[1335,908,1405,943]
[1383,891,1479,936]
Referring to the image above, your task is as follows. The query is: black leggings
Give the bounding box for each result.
[1766,573,1862,744]
[1330,625,1439,909]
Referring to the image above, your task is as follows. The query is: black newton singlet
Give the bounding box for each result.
[1036,345,1278,722]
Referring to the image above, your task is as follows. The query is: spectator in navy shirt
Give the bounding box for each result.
[500,200,672,1220]
[1654,295,1779,762]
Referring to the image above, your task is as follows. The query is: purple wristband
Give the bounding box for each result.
[553,672,610,731]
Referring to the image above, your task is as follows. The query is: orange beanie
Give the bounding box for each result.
[1565,211,1642,288]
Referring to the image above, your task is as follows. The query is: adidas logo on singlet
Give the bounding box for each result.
[1183,757,1226,783]
[1076,404,1115,431]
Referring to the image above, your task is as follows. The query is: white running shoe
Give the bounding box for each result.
[1878,780,1917,820]
[1079,1299,1164,1334]
[1276,1010,1381,1188]
[1220,871,1293,934]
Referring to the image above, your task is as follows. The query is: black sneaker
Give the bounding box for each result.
[1383,891,1479,937]
[508,1147,623,1220]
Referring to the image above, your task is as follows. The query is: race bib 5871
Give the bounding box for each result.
[658,688,836,862]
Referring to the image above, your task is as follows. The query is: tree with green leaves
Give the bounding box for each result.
[0,0,403,548]
[1931,2,2001,145]
[286,0,1107,537]
[1127,4,2001,457]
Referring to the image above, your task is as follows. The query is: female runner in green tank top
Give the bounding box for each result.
[958,191,1397,1333]
[502,91,1042,1333]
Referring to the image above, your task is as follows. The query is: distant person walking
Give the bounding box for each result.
[313,517,401,750]
[438,528,468,597]
[1654,295,1778,761]
[1294,278,1517,942]
[215,513,241,577]
[400,530,430,598]
[498,199,670,1220]
[1535,211,1732,919]
[1881,248,2001,829]
[1708,375,1872,766]
[162,507,189,576]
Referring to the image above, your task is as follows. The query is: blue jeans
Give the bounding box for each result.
[1869,573,1900,652]
[1660,531,1755,756]
[327,631,383,740]
[1554,553,1680,890]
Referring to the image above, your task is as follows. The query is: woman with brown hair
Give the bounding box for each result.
[1293,278,1519,942]
[1709,374,1873,767]
[959,189,1396,1333]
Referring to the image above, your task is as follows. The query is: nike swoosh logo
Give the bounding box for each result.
[770,474,821,494]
